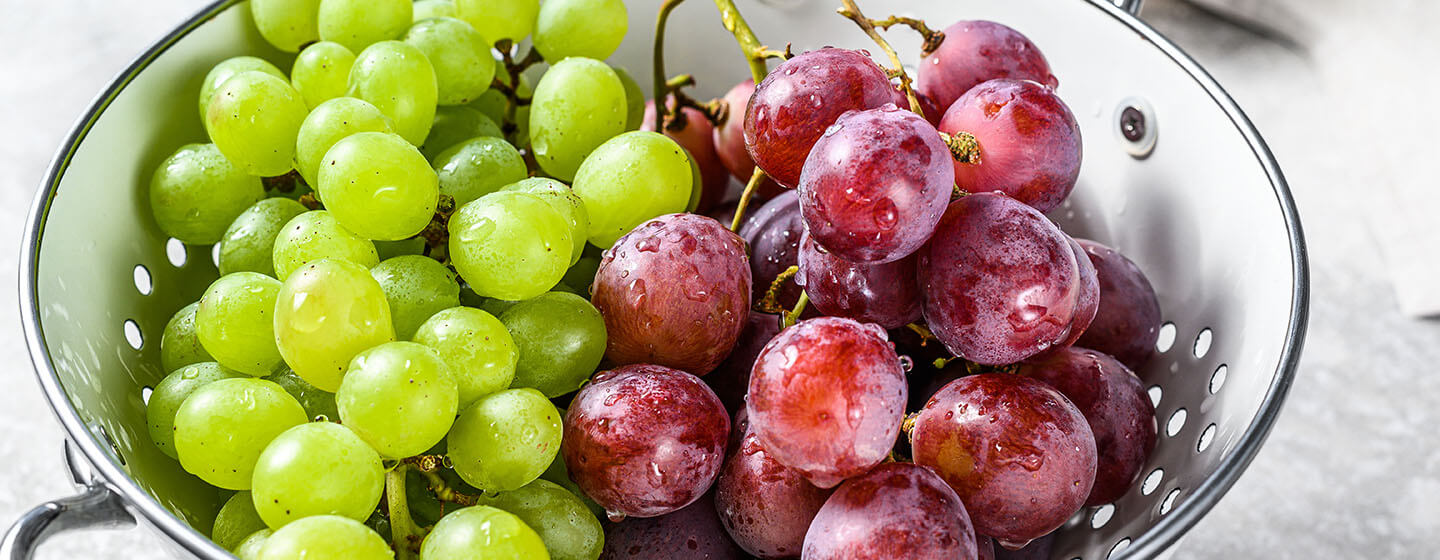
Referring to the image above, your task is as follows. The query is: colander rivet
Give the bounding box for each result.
[1115,97,1158,159]
[1120,107,1146,141]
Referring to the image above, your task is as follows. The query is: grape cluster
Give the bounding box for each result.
[142,1,1168,559]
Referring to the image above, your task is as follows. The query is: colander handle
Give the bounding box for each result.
[1112,0,1144,15]
[0,442,136,560]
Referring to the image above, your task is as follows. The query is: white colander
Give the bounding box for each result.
[7,0,1307,558]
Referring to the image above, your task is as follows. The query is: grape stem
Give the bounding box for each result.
[493,42,543,136]
[652,0,687,131]
[415,468,483,507]
[836,0,921,114]
[386,466,421,559]
[401,454,446,472]
[419,194,457,256]
[754,264,798,314]
[905,322,937,346]
[729,168,769,232]
[869,15,946,56]
[297,192,322,211]
[783,291,810,328]
[711,0,787,84]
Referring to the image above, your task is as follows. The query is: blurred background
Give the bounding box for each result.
[1,0,1436,558]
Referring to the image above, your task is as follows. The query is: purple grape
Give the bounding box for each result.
[714,421,833,558]
[802,462,978,560]
[601,491,745,559]
[917,20,1058,112]
[1061,235,1100,347]
[910,373,1096,548]
[592,214,751,376]
[706,311,782,413]
[798,105,952,263]
[738,191,804,309]
[918,193,1084,365]
[1020,347,1156,505]
[563,364,730,519]
[746,317,907,488]
[1074,239,1163,370]
[939,79,1081,213]
[795,231,921,329]
[713,79,785,198]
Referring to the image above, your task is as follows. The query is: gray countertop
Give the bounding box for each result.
[2,1,1436,558]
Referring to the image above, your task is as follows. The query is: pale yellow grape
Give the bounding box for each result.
[149,143,265,244]
[413,306,517,408]
[317,131,438,241]
[145,362,242,459]
[434,136,527,207]
[257,515,391,560]
[251,422,384,528]
[274,258,396,391]
[448,191,573,301]
[455,0,539,46]
[533,0,627,62]
[271,210,378,280]
[218,198,309,277]
[403,17,496,105]
[290,41,355,109]
[235,530,270,559]
[571,131,693,247]
[199,57,285,121]
[421,506,550,560]
[250,0,321,52]
[348,40,438,145]
[173,378,306,490]
[316,0,412,53]
[294,96,393,185]
[336,342,459,457]
[414,0,456,21]
[195,272,284,376]
[447,388,561,492]
[213,491,267,550]
[502,177,588,265]
[528,57,627,181]
[160,302,213,372]
[205,71,308,177]
[370,255,460,339]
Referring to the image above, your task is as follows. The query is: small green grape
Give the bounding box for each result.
[316,0,412,53]
[529,57,627,181]
[500,292,606,397]
[146,362,242,459]
[533,0,627,62]
[434,137,527,207]
[413,306,517,408]
[448,191,573,301]
[213,491,268,551]
[199,57,285,121]
[291,41,355,109]
[448,388,561,492]
[173,378,307,490]
[485,479,603,560]
[571,131,693,247]
[275,259,396,392]
[421,506,550,560]
[257,515,391,560]
[612,65,645,131]
[348,40,439,145]
[196,272,284,376]
[559,256,601,295]
[160,302,214,372]
[205,71,308,177]
[219,198,308,277]
[501,178,588,266]
[336,342,458,457]
[272,210,379,281]
[149,143,265,244]
[371,255,460,339]
[235,529,271,559]
[252,422,385,528]
[455,0,539,46]
[420,106,503,162]
[318,131,439,241]
[404,17,496,106]
[265,368,340,422]
[375,237,428,260]
[250,0,321,52]
[294,96,394,185]
[414,0,456,20]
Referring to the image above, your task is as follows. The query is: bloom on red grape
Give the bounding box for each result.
[917,20,1057,111]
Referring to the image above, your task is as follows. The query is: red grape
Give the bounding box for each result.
[1074,239,1163,369]
[738,190,805,309]
[592,214,751,376]
[714,420,833,558]
[917,20,1057,112]
[910,373,1096,548]
[706,311,783,413]
[918,193,1083,365]
[795,231,921,329]
[601,491,746,559]
[1020,347,1156,505]
[801,462,978,560]
[563,364,730,519]
[798,105,952,263]
[977,536,996,560]
[890,85,945,127]
[939,79,1082,213]
[1060,236,1100,347]
[713,79,784,198]
[643,98,729,214]
[746,317,907,488]
[744,48,894,188]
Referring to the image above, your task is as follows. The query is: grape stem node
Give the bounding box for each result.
[415,468,484,507]
[754,264,799,314]
[869,15,946,56]
[783,291,810,328]
[836,0,921,114]
[939,131,982,165]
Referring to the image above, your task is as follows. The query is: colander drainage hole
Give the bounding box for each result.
[1166,408,1188,437]
[1147,385,1162,407]
[141,386,153,404]
[133,265,152,295]
[1108,538,1132,559]
[1209,364,1228,394]
[1090,504,1114,529]
[1192,328,1213,358]
[1197,423,1216,452]
[123,320,143,350]
[1141,468,1164,495]
[1155,322,1176,353]
[165,238,187,267]
[1160,488,1181,515]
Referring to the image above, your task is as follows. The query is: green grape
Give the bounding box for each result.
[258,515,391,560]
[149,143,265,244]
[455,0,539,46]
[376,237,427,259]
[336,342,458,457]
[206,71,308,177]
[160,303,213,372]
[421,106,503,162]
[499,292,605,397]
[199,57,285,121]
[252,422,385,528]
[611,66,645,131]
[571,131,693,247]
[318,131,439,241]
[294,96,394,185]
[485,479,603,560]
[214,491,269,550]
[533,0,627,62]
[235,529,271,559]
[272,210,379,280]
[538,444,605,518]
[404,17,496,106]
[448,191,573,301]
[316,0,412,53]
[414,0,456,20]
[477,298,521,317]
[529,57,627,181]
[250,0,321,52]
[501,178,588,266]
[266,368,340,421]
[146,362,242,459]
[559,256,600,295]
[291,41,356,109]
[371,255,460,339]
[434,137,527,207]
[421,506,550,560]
[275,259,396,391]
[412,307,517,408]
[448,388,560,492]
[684,146,704,212]
[173,378,307,490]
[219,198,308,277]
[348,40,439,145]
[196,272,284,376]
